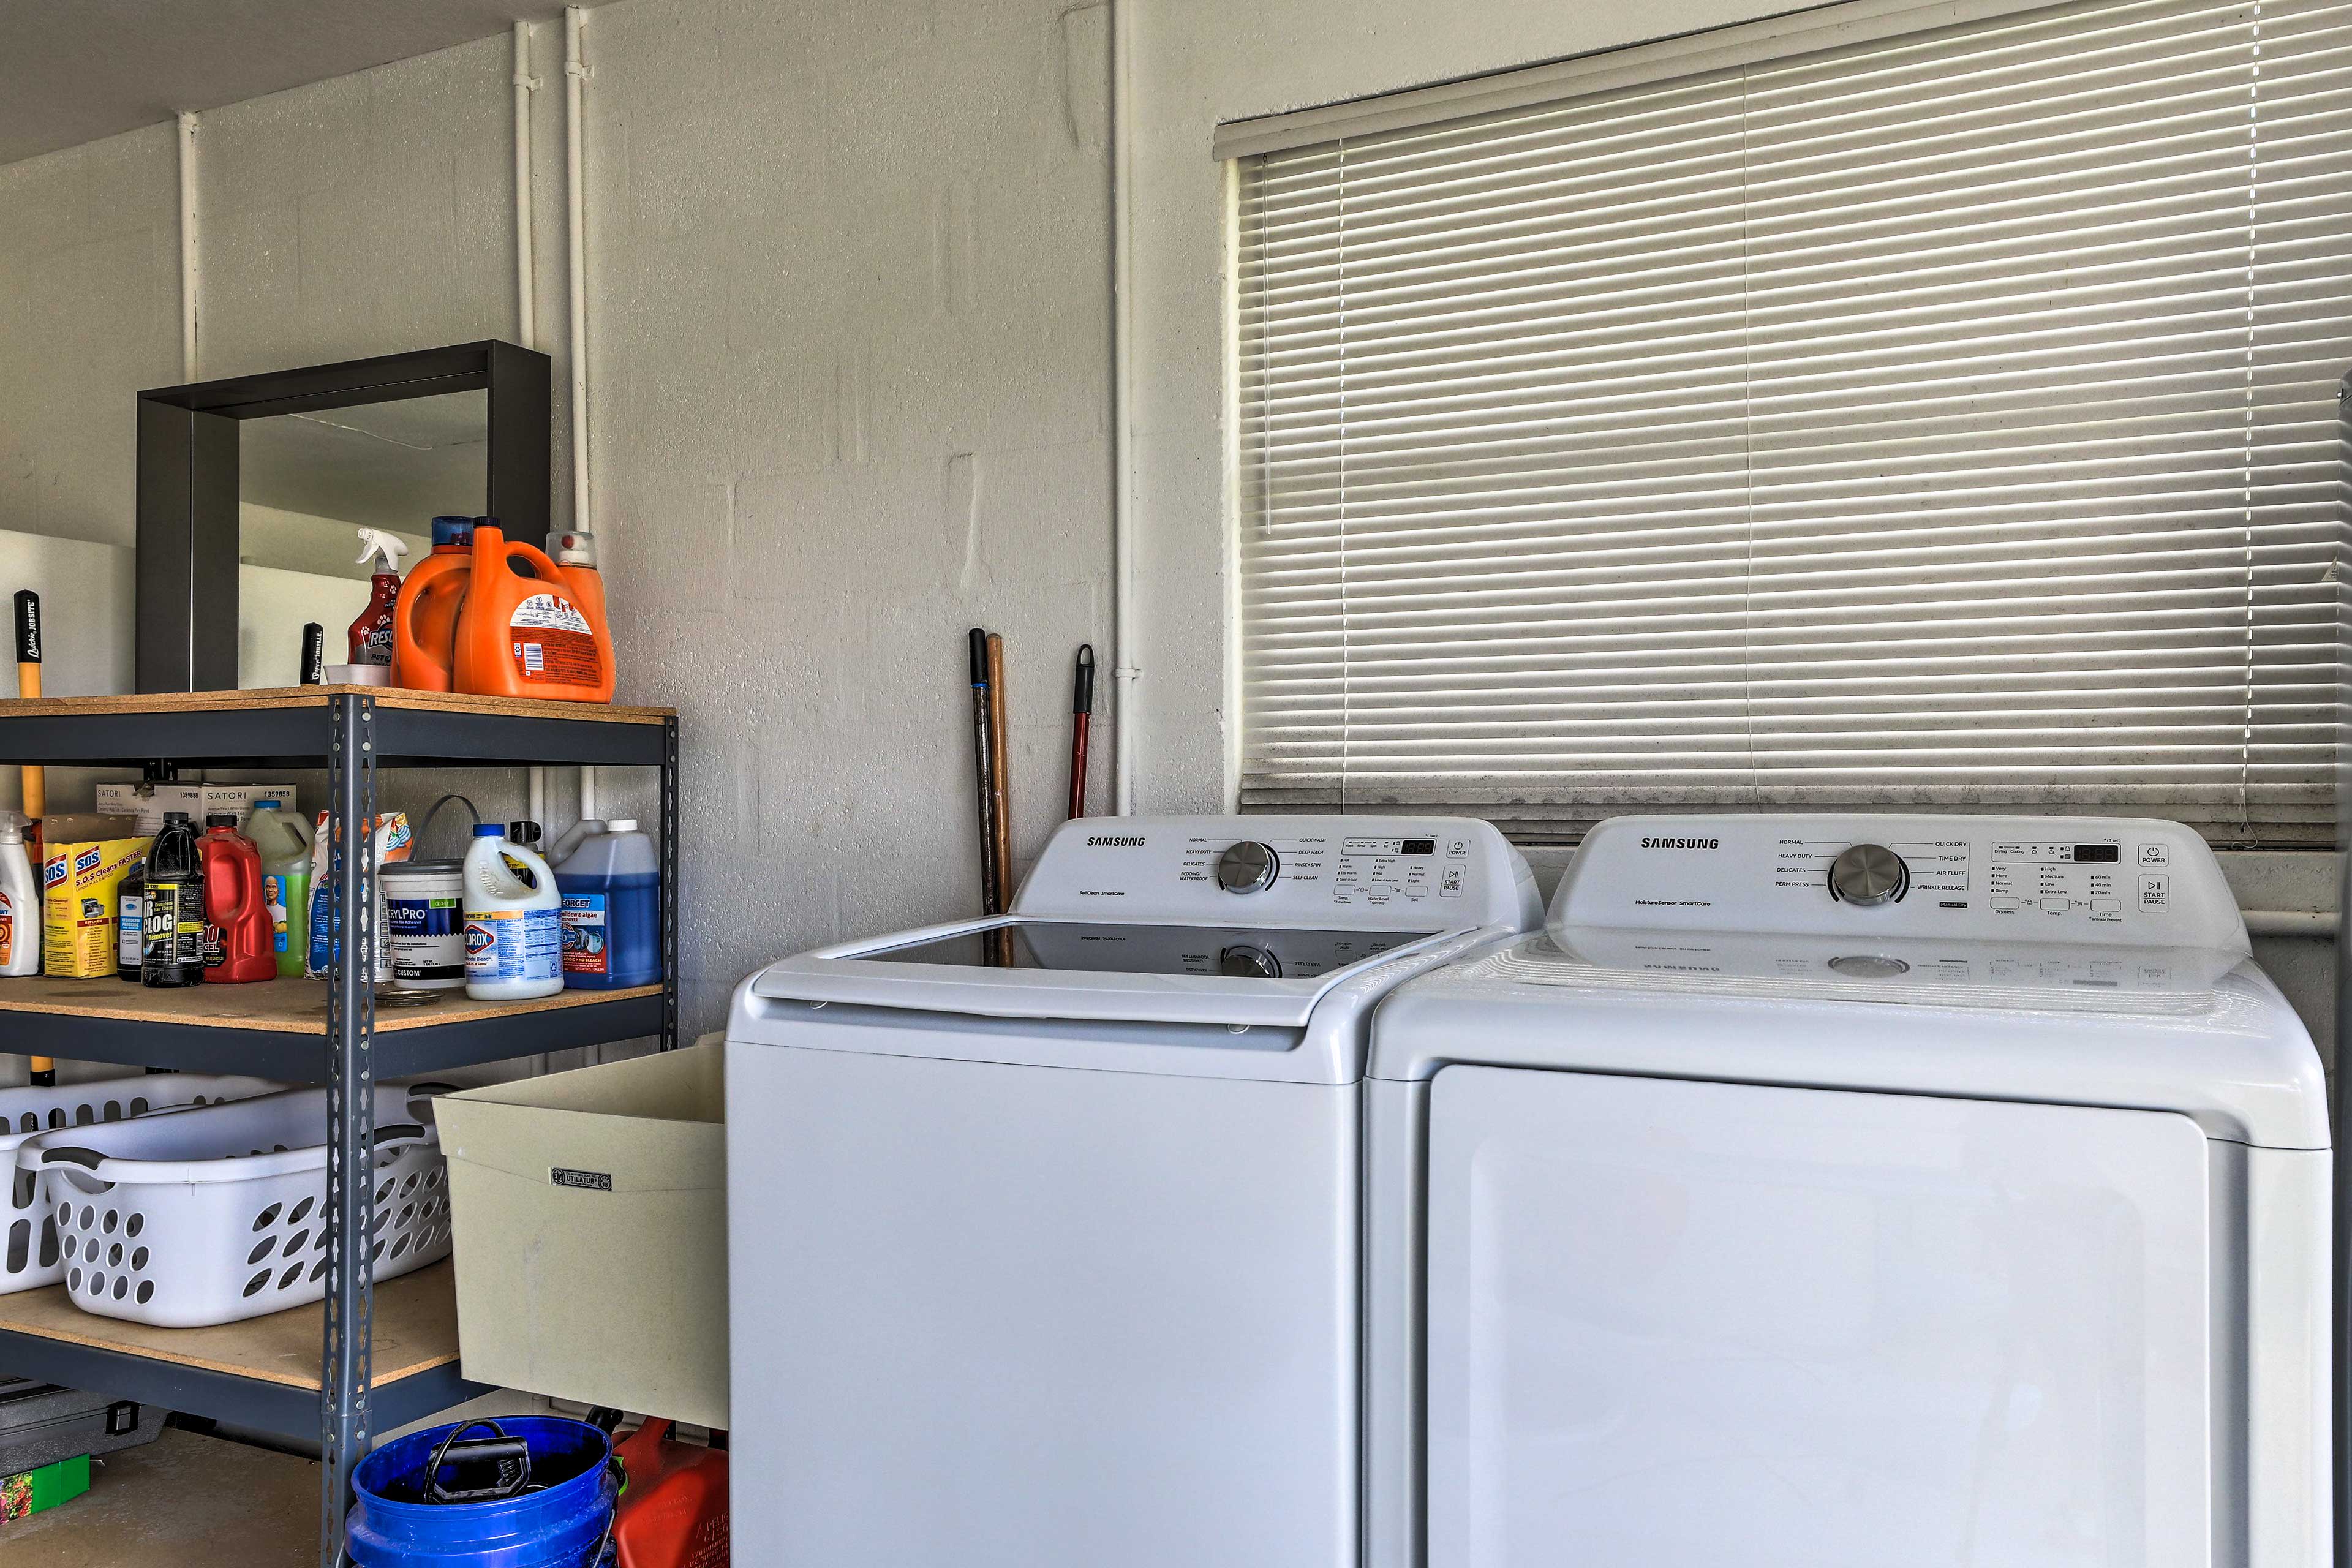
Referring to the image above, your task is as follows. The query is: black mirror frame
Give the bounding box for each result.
[134,339,552,693]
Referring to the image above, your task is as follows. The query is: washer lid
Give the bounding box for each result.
[745,916,1450,1030]
[733,915,1529,1085]
[1369,932,2329,1148]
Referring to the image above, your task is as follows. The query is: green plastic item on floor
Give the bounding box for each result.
[0,1455,90,1522]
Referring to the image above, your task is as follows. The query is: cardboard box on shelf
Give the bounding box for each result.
[92,784,298,838]
[437,1045,726,1430]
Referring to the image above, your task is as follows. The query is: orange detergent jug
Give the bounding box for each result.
[612,1419,728,1568]
[391,516,477,692]
[451,522,617,703]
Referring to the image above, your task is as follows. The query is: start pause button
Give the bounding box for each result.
[2139,874,2169,911]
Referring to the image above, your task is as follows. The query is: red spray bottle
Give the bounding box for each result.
[348,529,409,668]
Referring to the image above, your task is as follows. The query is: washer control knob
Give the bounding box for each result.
[1828,843,1909,907]
[1219,944,1281,979]
[1828,954,1911,979]
[1216,841,1280,894]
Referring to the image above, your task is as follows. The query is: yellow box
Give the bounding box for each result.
[43,835,146,978]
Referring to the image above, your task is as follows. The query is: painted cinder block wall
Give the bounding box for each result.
[0,0,2338,1050]
[0,0,1118,1041]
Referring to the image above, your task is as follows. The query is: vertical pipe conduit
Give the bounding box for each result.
[177,111,199,381]
[1109,0,1139,815]
[517,20,549,837]
[565,5,598,827]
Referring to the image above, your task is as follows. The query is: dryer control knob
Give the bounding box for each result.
[1216,841,1280,894]
[1219,944,1281,979]
[1829,843,1909,907]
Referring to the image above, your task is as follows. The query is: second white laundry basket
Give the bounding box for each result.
[19,1082,454,1328]
[2,1074,285,1295]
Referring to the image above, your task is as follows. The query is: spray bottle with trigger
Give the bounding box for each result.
[349,529,409,668]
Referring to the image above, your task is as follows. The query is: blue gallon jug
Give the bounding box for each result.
[347,1416,618,1567]
[552,820,661,989]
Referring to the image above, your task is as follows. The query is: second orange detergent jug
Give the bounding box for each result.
[391,515,477,692]
[452,521,617,703]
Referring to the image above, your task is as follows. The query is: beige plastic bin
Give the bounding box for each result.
[437,1044,727,1429]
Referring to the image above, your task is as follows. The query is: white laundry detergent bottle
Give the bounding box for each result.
[0,811,38,976]
[462,824,564,1000]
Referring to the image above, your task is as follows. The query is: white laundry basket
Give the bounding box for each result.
[2,1074,285,1295]
[20,1082,455,1328]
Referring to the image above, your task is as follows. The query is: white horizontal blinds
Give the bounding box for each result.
[1238,69,1760,815]
[1235,0,2352,842]
[2248,0,2352,831]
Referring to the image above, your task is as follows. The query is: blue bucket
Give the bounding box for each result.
[348,1417,619,1567]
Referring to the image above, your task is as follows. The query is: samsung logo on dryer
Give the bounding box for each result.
[1639,836,1719,850]
[1087,835,1146,848]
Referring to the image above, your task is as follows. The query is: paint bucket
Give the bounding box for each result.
[347,1416,618,1567]
[383,860,467,990]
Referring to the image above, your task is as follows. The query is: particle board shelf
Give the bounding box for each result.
[0,1264,485,1442]
[0,978,666,1080]
[0,686,674,723]
[2,1428,323,1568]
[0,685,677,769]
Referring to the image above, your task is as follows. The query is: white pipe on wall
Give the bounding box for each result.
[516,20,549,834]
[177,112,199,379]
[512,21,538,353]
[565,6,598,822]
[564,6,590,541]
[1109,0,1139,814]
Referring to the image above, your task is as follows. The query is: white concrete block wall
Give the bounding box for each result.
[586,0,1115,1031]
[194,36,518,382]
[0,124,181,549]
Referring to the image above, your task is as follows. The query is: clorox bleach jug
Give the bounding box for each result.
[463,824,563,1000]
[451,522,617,704]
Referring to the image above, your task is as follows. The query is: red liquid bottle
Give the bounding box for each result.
[200,814,276,984]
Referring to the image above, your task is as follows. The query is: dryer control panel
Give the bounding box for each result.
[1553,813,2248,952]
[1014,815,1542,932]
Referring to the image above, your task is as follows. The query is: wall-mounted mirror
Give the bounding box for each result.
[235,390,486,685]
[136,342,550,693]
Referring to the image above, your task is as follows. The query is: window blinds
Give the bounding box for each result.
[1234,0,2352,843]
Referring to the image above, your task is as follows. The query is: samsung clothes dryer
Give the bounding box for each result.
[1365,814,2329,1568]
[725,815,1540,1568]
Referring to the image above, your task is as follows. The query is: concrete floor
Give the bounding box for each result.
[4,1428,318,1566]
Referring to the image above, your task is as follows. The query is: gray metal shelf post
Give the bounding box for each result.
[320,692,380,1562]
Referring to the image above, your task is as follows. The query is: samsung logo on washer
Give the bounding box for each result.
[1088,835,1146,847]
[1640,836,1720,850]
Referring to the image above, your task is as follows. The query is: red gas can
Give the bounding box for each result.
[612,1419,727,1568]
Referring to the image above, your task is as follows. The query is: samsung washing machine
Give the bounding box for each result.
[1365,813,2330,1568]
[725,814,1540,1568]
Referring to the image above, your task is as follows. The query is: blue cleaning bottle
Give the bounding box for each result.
[552,819,661,989]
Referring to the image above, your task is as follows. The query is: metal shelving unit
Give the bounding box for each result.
[0,684,680,1566]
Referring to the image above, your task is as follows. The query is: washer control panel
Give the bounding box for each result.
[1553,813,2247,951]
[1016,815,1540,932]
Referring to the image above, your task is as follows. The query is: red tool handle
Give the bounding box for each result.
[1066,645,1095,820]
